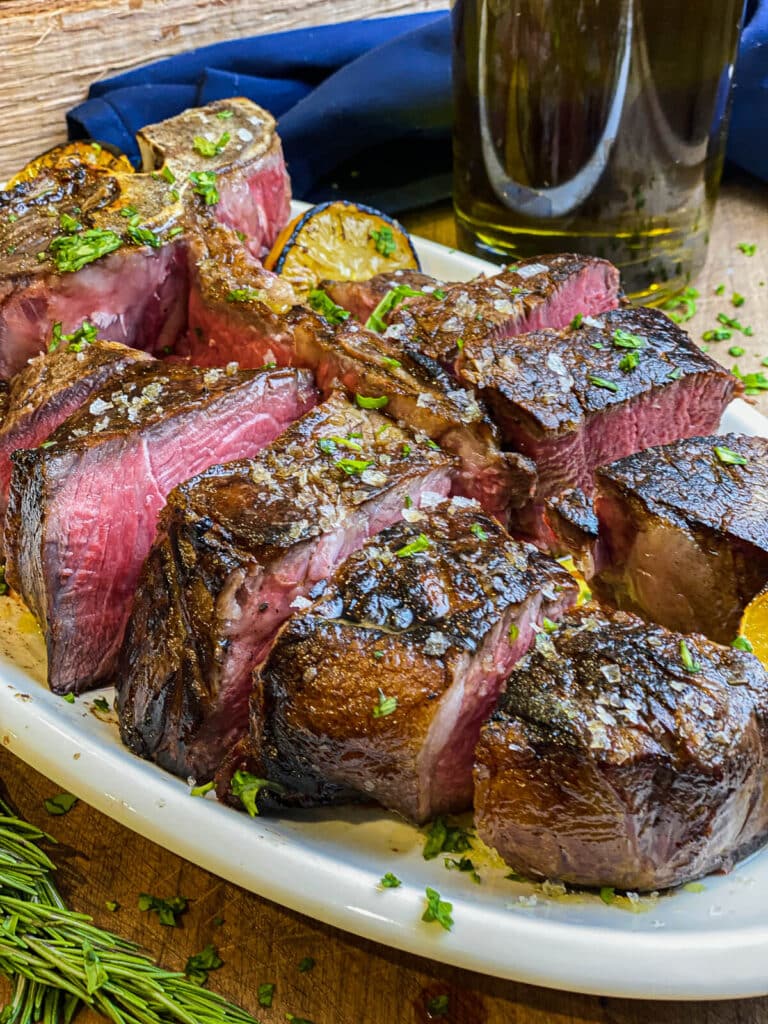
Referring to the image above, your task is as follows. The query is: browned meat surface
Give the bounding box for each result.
[321,269,444,325]
[456,305,737,545]
[384,254,620,368]
[116,392,454,779]
[0,338,152,550]
[0,99,290,378]
[5,362,315,693]
[474,606,768,891]
[569,433,768,644]
[247,500,577,823]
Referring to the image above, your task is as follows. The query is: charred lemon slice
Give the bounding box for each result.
[264,200,420,301]
[7,141,133,187]
[738,584,768,667]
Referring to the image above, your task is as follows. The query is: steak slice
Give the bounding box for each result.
[474,606,768,891]
[5,362,315,693]
[248,499,577,824]
[0,338,152,550]
[0,99,290,378]
[384,254,621,369]
[457,305,737,544]
[562,433,768,645]
[115,392,454,779]
[320,270,444,326]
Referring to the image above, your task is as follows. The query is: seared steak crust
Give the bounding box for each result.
[116,393,454,779]
[474,606,768,891]
[252,500,576,823]
[321,270,444,325]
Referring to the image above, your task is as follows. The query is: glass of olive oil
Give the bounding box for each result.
[452,0,745,302]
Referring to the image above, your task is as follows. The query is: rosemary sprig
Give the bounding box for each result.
[0,799,259,1024]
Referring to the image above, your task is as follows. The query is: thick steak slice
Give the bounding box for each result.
[577,433,768,644]
[321,270,444,325]
[0,99,290,378]
[115,392,454,779]
[475,607,768,891]
[0,339,152,548]
[384,254,620,368]
[457,306,737,543]
[5,363,315,694]
[248,500,577,824]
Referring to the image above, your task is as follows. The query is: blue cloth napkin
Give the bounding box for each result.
[67,6,767,213]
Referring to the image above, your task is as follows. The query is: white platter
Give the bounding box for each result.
[3,223,768,1002]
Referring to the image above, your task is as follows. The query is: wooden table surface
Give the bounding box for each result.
[2,174,768,1024]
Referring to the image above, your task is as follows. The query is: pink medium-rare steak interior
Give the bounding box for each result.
[213,138,291,260]
[5,363,316,693]
[116,392,455,779]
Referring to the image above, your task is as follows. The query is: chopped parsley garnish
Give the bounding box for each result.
[569,313,583,329]
[49,228,122,273]
[190,780,215,797]
[193,132,230,157]
[433,289,446,300]
[298,957,315,973]
[138,893,188,927]
[322,435,363,452]
[91,696,110,714]
[729,346,745,357]
[230,770,286,817]
[426,995,450,1017]
[612,329,646,350]
[423,818,473,860]
[589,375,619,392]
[379,872,402,888]
[369,225,396,257]
[105,900,119,912]
[403,493,413,506]
[738,242,757,256]
[120,205,139,219]
[718,312,752,335]
[59,212,82,233]
[395,533,430,557]
[732,635,754,652]
[456,337,464,351]
[126,224,161,248]
[444,856,480,883]
[470,522,488,541]
[661,286,698,323]
[508,623,519,642]
[422,887,453,931]
[731,365,768,395]
[702,328,732,341]
[732,292,745,308]
[217,109,234,120]
[679,639,701,674]
[185,944,223,986]
[714,445,747,466]
[372,689,398,718]
[599,886,616,905]
[257,983,276,1008]
[541,618,558,633]
[308,288,350,324]
[355,393,388,410]
[189,170,219,205]
[667,366,683,381]
[715,284,725,295]
[226,287,264,303]
[62,692,75,704]
[167,225,183,238]
[335,457,374,476]
[48,319,98,353]
[43,792,78,816]
[381,355,401,369]
[365,284,428,332]
[619,350,639,373]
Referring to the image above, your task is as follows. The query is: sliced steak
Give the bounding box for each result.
[475,606,768,891]
[0,338,152,549]
[116,392,453,779]
[321,270,444,326]
[0,99,290,378]
[5,362,315,694]
[564,433,768,645]
[246,499,577,824]
[457,306,737,544]
[384,254,620,369]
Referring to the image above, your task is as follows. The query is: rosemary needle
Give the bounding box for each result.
[0,800,259,1024]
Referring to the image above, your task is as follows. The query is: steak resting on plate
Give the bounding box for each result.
[383,254,621,369]
[0,98,290,378]
[5,362,315,694]
[456,305,738,544]
[115,392,454,779]
[474,606,768,891]
[245,499,577,824]
[548,433,768,644]
[0,337,152,550]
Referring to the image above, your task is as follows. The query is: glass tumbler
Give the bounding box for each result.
[452,0,746,302]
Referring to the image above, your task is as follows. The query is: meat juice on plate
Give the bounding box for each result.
[452,0,744,301]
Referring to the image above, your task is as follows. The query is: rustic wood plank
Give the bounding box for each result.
[0,0,445,183]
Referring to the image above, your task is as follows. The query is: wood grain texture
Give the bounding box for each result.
[0,0,445,183]
[403,171,768,415]
[1,743,767,1023]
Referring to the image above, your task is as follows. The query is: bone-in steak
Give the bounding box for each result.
[250,500,576,824]
[474,606,768,891]
[115,392,454,779]
[5,362,316,694]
